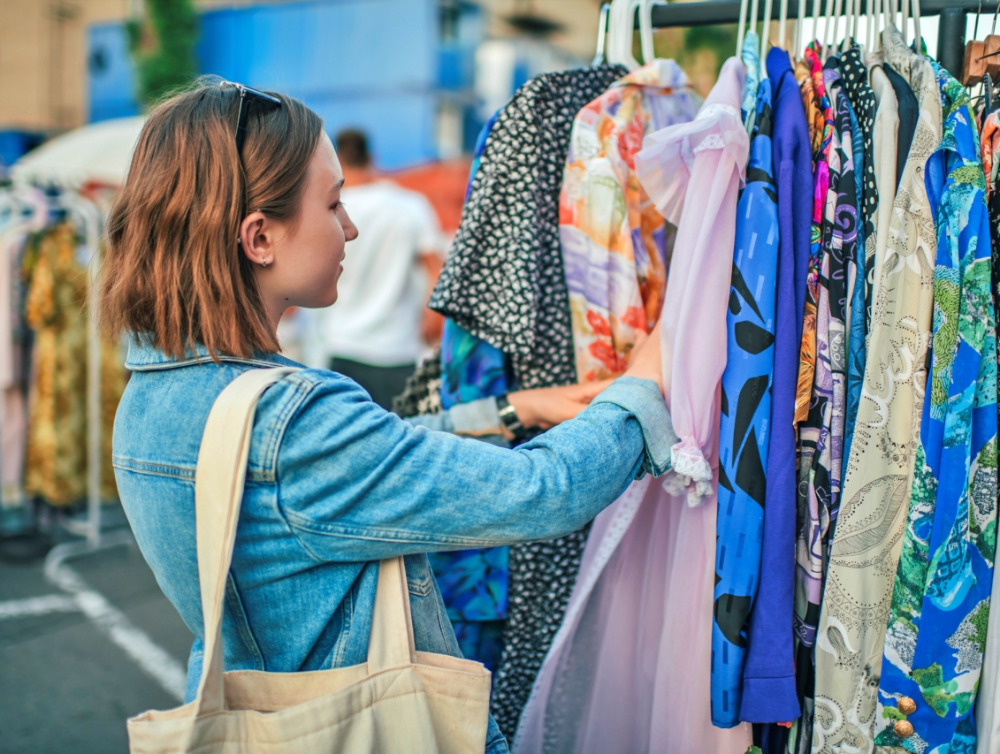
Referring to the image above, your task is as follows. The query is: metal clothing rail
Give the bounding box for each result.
[648,0,983,77]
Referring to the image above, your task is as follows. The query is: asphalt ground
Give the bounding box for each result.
[0,531,193,754]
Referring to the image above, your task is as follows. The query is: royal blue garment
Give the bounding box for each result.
[440,319,511,410]
[739,47,811,724]
[712,77,780,729]
[842,85,867,484]
[430,114,514,669]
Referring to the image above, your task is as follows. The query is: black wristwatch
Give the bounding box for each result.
[496,393,529,443]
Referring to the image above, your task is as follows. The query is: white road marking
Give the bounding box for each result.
[44,559,186,702]
[0,595,79,619]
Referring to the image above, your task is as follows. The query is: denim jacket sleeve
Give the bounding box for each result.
[403,397,505,438]
[273,373,676,562]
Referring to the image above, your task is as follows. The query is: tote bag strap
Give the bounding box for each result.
[368,556,417,672]
[192,367,298,716]
[191,367,418,717]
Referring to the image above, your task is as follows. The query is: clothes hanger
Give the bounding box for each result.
[618,0,645,71]
[778,0,789,49]
[792,0,816,60]
[592,2,611,66]
[639,0,663,65]
[761,0,775,75]
[607,0,633,69]
[911,0,921,52]
[826,0,843,55]
[737,0,751,55]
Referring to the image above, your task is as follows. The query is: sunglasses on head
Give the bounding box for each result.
[220,81,282,158]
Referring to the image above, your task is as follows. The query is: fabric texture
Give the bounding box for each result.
[840,41,878,476]
[873,62,998,754]
[428,65,634,741]
[739,46,812,726]
[712,76,780,728]
[793,43,835,430]
[560,60,697,382]
[811,26,941,753]
[883,61,918,191]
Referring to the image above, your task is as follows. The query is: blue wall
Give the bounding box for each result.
[88,23,140,122]
[88,0,480,169]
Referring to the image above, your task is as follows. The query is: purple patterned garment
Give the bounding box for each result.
[789,61,858,753]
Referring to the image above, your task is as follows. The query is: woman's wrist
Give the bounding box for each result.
[497,393,532,442]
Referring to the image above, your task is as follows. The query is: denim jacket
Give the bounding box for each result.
[114,337,677,753]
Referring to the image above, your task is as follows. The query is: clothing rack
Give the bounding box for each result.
[646,0,980,78]
[0,180,131,569]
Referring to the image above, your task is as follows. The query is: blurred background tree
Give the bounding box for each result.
[126,0,198,107]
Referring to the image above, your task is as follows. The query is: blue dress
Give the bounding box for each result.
[711,76,780,728]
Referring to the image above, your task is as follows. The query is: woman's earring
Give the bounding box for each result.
[261,260,268,268]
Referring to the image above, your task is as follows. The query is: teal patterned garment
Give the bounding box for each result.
[427,113,512,671]
[741,31,760,132]
[874,63,998,752]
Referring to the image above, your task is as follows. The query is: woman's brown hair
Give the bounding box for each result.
[100,78,323,358]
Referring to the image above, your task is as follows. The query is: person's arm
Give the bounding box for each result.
[272,372,672,563]
[403,380,613,439]
[419,251,444,344]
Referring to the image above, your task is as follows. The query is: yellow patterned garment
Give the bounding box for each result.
[23,224,126,507]
[811,26,942,754]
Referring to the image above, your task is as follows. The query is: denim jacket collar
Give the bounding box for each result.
[125,334,300,372]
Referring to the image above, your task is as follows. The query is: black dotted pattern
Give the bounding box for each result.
[840,43,878,329]
[428,65,628,740]
[391,349,442,418]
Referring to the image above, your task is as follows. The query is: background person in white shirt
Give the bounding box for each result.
[310,129,445,410]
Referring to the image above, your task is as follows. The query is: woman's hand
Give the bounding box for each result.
[624,322,664,394]
[507,379,613,433]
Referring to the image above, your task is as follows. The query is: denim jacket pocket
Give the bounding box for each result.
[404,554,435,597]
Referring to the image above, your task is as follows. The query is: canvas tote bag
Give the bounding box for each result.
[127,367,492,753]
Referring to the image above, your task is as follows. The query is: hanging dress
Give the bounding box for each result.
[811,26,941,753]
[976,105,1000,754]
[711,75,780,728]
[738,46,813,730]
[873,61,998,754]
[513,57,749,754]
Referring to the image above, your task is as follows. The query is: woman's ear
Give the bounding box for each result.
[238,211,272,267]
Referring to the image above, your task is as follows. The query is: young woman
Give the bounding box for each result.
[102,81,674,753]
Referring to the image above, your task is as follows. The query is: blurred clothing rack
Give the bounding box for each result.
[646,0,980,78]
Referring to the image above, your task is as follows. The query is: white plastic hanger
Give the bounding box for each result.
[794,0,806,58]
[607,0,633,69]
[912,0,922,52]
[610,0,646,71]
[761,0,775,73]
[639,0,664,65]
[593,3,611,66]
[778,0,789,49]
[738,0,751,54]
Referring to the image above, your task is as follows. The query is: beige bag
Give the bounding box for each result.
[127,367,492,753]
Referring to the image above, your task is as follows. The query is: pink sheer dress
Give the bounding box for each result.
[513,58,751,754]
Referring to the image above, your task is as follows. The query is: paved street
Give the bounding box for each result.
[0,526,193,754]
